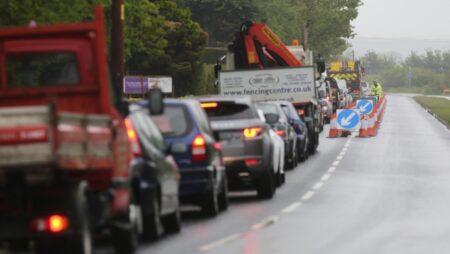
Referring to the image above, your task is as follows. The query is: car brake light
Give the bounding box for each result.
[200,102,218,108]
[213,142,222,151]
[243,127,262,138]
[32,214,69,234]
[245,159,260,166]
[124,118,142,156]
[192,135,207,162]
[276,130,286,137]
[48,215,69,233]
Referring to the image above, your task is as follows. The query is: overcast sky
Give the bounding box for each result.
[352,0,450,40]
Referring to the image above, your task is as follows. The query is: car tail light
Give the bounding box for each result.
[243,127,262,139]
[245,159,260,166]
[192,135,207,162]
[276,130,286,137]
[32,214,69,234]
[200,102,218,108]
[213,142,222,151]
[124,118,142,156]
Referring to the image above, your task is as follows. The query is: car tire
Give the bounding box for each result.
[257,171,276,199]
[218,179,229,211]
[285,142,296,170]
[276,170,285,187]
[111,200,141,254]
[141,191,163,242]
[201,188,219,217]
[162,206,181,234]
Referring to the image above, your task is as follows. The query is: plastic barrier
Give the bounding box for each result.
[328,113,339,138]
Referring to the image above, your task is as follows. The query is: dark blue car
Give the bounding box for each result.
[154,98,228,217]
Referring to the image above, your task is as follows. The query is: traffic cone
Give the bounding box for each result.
[359,115,368,138]
[328,113,338,138]
[368,113,376,137]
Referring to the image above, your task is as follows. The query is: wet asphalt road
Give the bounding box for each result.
[136,95,450,254]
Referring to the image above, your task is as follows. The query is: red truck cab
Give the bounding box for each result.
[0,6,137,254]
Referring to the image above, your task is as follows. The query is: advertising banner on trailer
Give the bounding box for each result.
[219,66,316,102]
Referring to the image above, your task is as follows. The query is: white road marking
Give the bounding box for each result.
[342,147,348,152]
[321,173,331,182]
[301,191,315,201]
[251,215,279,230]
[332,160,340,166]
[339,151,346,156]
[313,182,324,190]
[337,155,343,160]
[199,233,242,252]
[328,166,336,173]
[281,202,302,214]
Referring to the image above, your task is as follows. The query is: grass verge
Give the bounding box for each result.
[414,96,450,127]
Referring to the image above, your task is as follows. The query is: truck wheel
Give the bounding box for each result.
[218,179,229,211]
[201,188,219,217]
[257,171,275,199]
[141,191,163,241]
[162,206,181,234]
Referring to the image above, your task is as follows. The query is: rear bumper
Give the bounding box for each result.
[223,156,269,190]
[178,166,225,203]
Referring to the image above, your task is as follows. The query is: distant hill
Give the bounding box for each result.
[348,37,450,59]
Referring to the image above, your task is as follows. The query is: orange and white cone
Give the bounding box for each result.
[359,115,368,138]
[368,113,376,137]
[328,113,338,138]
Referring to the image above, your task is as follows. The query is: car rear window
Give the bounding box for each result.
[161,105,192,137]
[6,52,80,88]
[202,102,254,120]
[257,103,279,115]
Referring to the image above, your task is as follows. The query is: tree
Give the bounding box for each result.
[181,0,256,46]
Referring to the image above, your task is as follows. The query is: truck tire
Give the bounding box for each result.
[162,206,181,234]
[201,187,219,217]
[35,182,92,254]
[141,191,163,241]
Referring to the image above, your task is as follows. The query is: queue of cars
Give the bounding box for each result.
[125,95,317,243]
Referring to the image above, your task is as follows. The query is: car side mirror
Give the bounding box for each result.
[316,59,326,74]
[148,88,164,115]
[214,63,222,79]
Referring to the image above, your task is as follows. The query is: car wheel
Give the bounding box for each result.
[218,179,229,211]
[257,170,276,199]
[111,200,141,254]
[141,191,163,242]
[162,206,181,234]
[201,188,219,217]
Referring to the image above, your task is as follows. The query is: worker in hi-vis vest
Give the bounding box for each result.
[371,81,382,100]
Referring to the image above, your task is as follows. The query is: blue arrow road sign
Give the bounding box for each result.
[356,99,373,115]
[337,109,360,130]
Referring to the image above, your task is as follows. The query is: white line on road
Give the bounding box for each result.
[321,173,331,182]
[328,166,336,173]
[251,215,279,230]
[199,233,242,252]
[281,202,302,214]
[337,155,344,160]
[301,191,315,201]
[313,182,324,190]
[332,160,340,166]
[339,151,346,156]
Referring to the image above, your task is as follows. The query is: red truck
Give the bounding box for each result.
[0,6,142,254]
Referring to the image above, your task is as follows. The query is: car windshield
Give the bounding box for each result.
[203,102,254,120]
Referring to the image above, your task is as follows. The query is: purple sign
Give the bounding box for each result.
[123,76,148,94]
